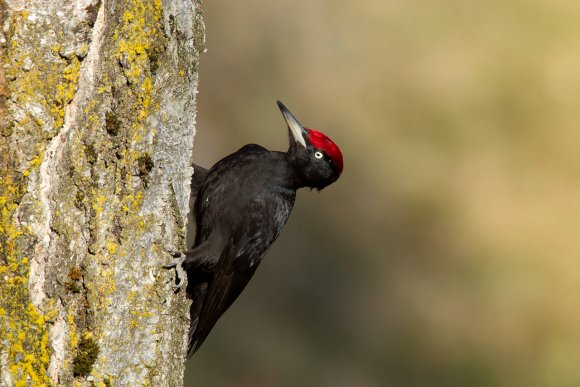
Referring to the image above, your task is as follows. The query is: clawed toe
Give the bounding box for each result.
[168,250,184,259]
[163,262,177,269]
[164,249,187,292]
[173,272,185,292]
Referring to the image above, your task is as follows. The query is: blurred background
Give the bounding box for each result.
[185,1,580,386]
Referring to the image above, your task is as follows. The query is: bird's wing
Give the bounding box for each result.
[190,163,209,219]
[184,236,224,358]
[187,200,277,355]
[187,163,210,249]
[187,238,254,355]
[191,163,209,195]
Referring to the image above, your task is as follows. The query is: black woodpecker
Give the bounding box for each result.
[166,101,343,357]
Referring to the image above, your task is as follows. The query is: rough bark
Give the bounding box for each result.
[0,0,204,385]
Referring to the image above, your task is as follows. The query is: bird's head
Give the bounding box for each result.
[277,100,343,190]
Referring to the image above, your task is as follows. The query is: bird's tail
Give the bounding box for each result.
[185,282,206,358]
[187,316,200,358]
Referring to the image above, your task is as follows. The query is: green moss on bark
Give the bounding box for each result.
[73,335,100,377]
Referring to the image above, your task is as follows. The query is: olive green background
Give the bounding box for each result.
[186,1,580,386]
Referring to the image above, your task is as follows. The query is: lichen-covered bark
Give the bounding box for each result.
[0,0,204,385]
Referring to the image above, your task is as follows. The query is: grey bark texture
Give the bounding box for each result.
[0,0,204,385]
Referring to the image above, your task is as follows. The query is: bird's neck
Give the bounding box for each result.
[264,151,300,190]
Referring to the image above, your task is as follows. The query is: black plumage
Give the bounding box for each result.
[168,101,343,357]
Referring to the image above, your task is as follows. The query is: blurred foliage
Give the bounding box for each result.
[186,1,580,386]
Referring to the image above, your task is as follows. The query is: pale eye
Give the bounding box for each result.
[314,151,323,159]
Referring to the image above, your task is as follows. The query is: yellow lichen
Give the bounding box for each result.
[22,150,45,177]
[51,55,81,128]
[92,194,107,214]
[116,0,162,85]
[7,35,80,132]
[0,8,86,383]
[0,157,51,385]
[105,239,119,255]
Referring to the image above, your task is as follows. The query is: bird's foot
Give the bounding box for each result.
[163,249,187,292]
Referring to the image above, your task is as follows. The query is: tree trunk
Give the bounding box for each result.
[0,0,204,385]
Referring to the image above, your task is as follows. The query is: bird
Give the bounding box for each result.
[165,100,343,358]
